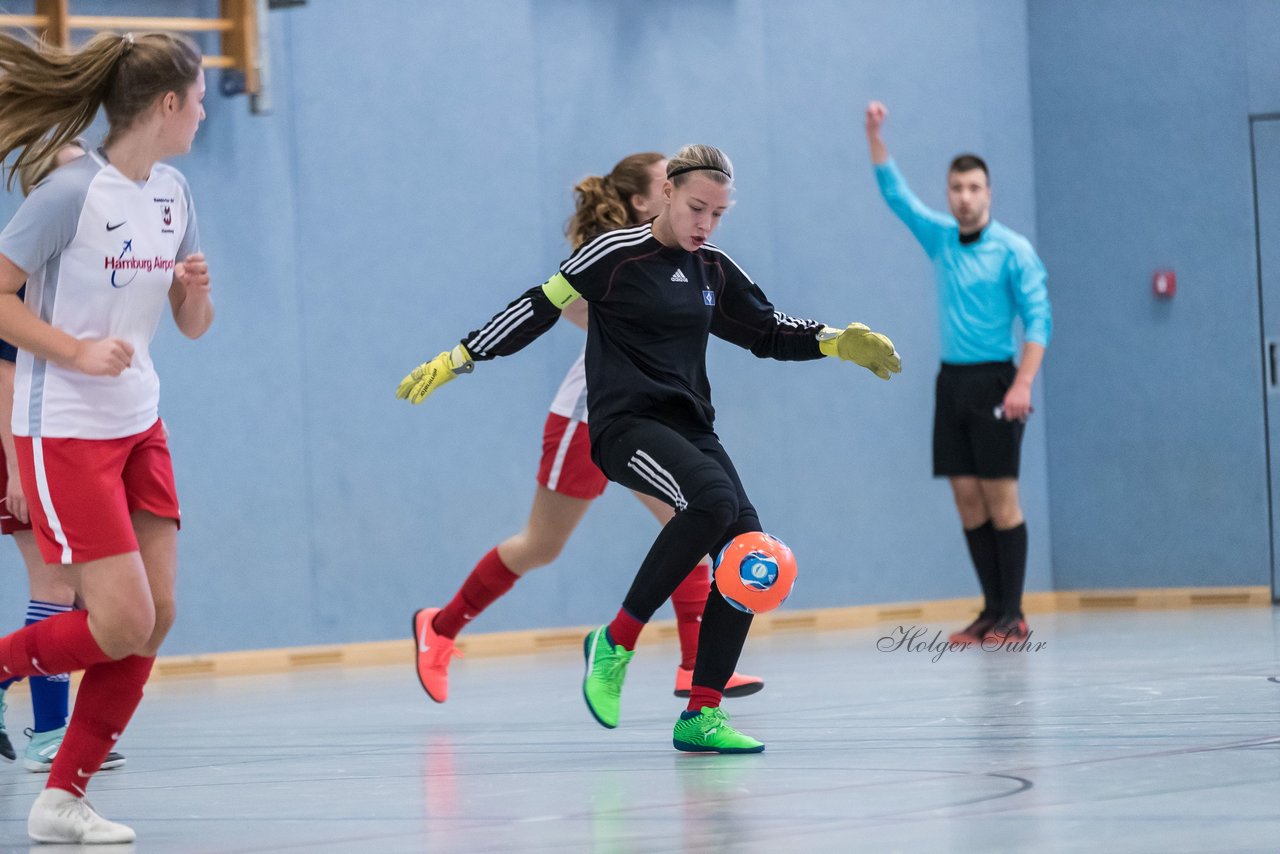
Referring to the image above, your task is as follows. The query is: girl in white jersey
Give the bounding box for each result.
[412,153,762,703]
[0,31,210,845]
[0,141,126,775]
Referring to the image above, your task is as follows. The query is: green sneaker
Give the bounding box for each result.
[673,707,765,754]
[582,626,634,729]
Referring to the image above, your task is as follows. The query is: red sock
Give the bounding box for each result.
[0,610,112,680]
[432,548,520,639]
[671,561,711,670]
[48,655,154,796]
[687,685,723,713]
[607,608,644,651]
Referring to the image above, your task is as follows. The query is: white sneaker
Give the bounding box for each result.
[27,787,136,844]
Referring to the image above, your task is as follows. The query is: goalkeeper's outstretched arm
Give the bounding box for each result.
[707,250,902,381]
[395,273,580,405]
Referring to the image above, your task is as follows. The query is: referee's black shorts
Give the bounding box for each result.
[933,360,1025,480]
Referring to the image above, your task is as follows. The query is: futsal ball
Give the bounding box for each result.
[712,532,797,614]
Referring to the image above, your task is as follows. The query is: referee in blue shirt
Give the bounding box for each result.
[865,101,1051,644]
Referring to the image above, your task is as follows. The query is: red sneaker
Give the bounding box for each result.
[983,617,1030,644]
[949,615,997,645]
[413,608,462,703]
[674,667,764,698]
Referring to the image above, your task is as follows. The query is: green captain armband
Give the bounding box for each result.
[541,272,581,309]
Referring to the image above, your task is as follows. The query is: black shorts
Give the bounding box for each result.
[933,361,1024,479]
[591,413,759,546]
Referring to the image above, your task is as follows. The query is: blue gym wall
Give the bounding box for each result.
[3,0,1051,654]
[1028,0,1280,590]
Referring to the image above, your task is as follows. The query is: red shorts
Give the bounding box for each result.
[15,419,181,565]
[0,441,33,535]
[537,413,608,500]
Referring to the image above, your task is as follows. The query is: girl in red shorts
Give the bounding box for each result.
[0,141,126,775]
[411,153,762,703]
[0,31,211,844]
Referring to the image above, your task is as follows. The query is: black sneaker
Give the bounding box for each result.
[0,692,14,761]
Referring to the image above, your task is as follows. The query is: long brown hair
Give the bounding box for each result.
[0,31,201,190]
[566,152,665,249]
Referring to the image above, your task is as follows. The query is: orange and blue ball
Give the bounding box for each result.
[712,532,797,614]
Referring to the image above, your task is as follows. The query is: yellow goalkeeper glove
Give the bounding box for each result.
[396,343,474,404]
[817,323,902,380]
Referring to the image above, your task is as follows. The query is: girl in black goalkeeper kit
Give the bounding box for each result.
[397,144,901,753]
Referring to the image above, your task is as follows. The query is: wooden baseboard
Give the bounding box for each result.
[1055,587,1270,610]
[1,586,1269,694]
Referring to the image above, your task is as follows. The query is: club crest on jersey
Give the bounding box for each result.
[671,268,689,283]
[155,196,175,233]
[702,289,715,306]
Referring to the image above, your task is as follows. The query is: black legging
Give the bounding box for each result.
[592,414,760,693]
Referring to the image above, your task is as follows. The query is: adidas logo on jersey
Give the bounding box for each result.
[671,269,689,282]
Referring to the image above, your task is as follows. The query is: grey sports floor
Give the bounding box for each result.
[0,607,1277,852]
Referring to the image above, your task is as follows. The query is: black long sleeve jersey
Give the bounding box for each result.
[462,222,827,438]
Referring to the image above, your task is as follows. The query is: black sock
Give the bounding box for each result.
[689,585,754,692]
[963,521,1001,617]
[994,522,1028,620]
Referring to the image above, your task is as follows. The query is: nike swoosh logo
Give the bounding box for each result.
[106,220,126,231]
[418,620,431,654]
[76,768,92,778]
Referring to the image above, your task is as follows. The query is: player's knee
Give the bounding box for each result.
[978,484,1021,528]
[953,490,987,520]
[97,605,157,659]
[521,536,566,568]
[26,577,74,606]
[502,525,570,570]
[691,479,739,531]
[990,504,1024,529]
[151,598,177,643]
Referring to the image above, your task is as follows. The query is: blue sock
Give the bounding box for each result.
[25,601,72,733]
[680,710,701,720]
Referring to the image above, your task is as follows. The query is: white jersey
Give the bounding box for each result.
[548,349,589,422]
[0,149,199,439]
